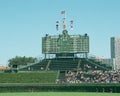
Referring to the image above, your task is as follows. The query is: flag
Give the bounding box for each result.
[61,11,65,14]
[70,20,73,30]
[70,20,73,24]
[56,21,59,30]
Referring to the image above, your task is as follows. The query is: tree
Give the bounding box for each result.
[8,56,37,67]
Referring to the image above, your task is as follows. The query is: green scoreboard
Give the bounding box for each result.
[42,30,89,54]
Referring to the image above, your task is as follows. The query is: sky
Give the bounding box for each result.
[0,0,120,66]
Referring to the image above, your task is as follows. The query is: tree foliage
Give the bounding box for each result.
[8,56,37,66]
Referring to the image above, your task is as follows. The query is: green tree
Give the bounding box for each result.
[8,56,37,67]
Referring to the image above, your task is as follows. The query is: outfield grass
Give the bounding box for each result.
[0,92,119,96]
[0,72,57,83]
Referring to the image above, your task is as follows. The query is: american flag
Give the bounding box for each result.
[61,11,65,14]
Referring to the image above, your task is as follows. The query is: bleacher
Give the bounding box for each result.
[18,58,112,72]
[16,57,113,84]
[8,57,115,85]
[19,59,49,71]
[48,58,79,71]
[86,59,112,70]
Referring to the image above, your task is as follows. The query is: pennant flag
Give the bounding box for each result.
[56,21,59,23]
[61,11,65,14]
[70,20,74,30]
[70,20,73,24]
[56,21,59,30]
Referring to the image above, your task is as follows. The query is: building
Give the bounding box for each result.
[111,37,120,70]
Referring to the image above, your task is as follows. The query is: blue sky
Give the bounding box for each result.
[0,0,120,66]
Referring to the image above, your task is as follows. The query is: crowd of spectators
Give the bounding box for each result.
[58,70,120,84]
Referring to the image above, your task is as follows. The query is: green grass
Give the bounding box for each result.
[0,92,119,96]
[0,72,57,83]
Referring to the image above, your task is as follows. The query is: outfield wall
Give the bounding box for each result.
[0,83,120,93]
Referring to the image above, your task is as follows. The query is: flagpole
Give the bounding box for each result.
[61,11,66,30]
[64,11,66,19]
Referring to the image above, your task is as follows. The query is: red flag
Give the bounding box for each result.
[61,11,65,14]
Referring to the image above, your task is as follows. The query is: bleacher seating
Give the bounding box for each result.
[86,59,112,70]
[18,58,112,72]
[48,58,79,71]
[19,59,49,71]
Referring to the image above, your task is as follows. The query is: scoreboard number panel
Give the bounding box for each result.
[42,30,89,54]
